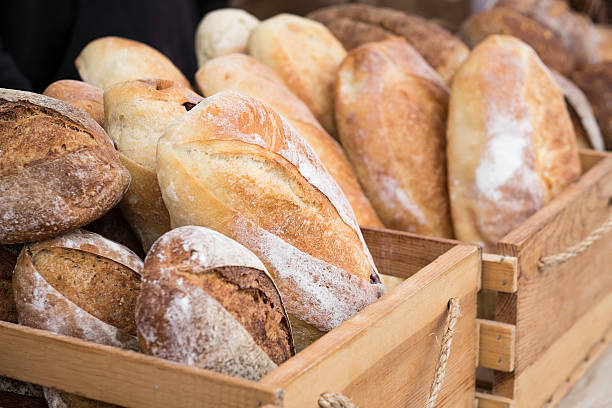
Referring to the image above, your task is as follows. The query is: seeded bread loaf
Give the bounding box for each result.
[43,80,104,126]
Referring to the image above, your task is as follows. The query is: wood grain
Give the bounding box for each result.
[475,392,514,408]
[478,319,515,372]
[481,254,518,293]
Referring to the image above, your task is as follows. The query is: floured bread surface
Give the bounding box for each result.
[447,35,580,249]
[13,230,142,349]
[43,80,105,126]
[0,89,130,244]
[44,387,119,408]
[104,79,204,250]
[75,37,191,91]
[196,53,382,227]
[336,38,452,237]
[248,14,346,136]
[137,226,292,380]
[157,91,383,337]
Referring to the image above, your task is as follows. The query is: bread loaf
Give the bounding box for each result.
[335,38,452,237]
[447,35,581,250]
[75,37,191,91]
[13,229,142,408]
[84,206,145,258]
[195,54,382,228]
[43,80,104,126]
[460,7,574,75]
[195,9,259,68]
[104,79,203,251]
[0,244,20,323]
[248,14,346,137]
[572,62,612,150]
[136,226,293,380]
[307,4,469,84]
[0,89,130,244]
[595,25,612,62]
[156,91,383,350]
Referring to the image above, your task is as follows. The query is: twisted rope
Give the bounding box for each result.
[318,392,356,408]
[537,215,612,270]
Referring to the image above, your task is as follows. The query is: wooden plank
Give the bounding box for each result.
[475,392,514,408]
[514,290,612,407]
[0,322,282,408]
[481,254,518,293]
[477,320,515,372]
[261,244,480,408]
[579,149,608,173]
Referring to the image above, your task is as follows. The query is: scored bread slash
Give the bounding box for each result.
[136,226,294,381]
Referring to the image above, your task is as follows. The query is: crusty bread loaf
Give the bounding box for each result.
[447,35,581,250]
[460,7,573,75]
[0,89,130,244]
[335,38,452,237]
[195,9,259,68]
[104,79,203,251]
[13,229,142,408]
[307,4,469,84]
[595,25,612,62]
[195,54,382,228]
[572,62,612,150]
[137,226,293,380]
[75,37,191,91]
[0,244,20,323]
[43,80,104,126]
[156,90,383,350]
[248,14,346,137]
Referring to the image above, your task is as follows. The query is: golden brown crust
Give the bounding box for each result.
[43,80,104,126]
[460,7,573,75]
[75,37,191,91]
[195,54,382,228]
[0,89,130,244]
[0,245,20,322]
[336,38,452,237]
[447,35,581,249]
[307,4,469,84]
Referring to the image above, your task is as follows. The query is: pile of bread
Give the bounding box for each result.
[0,0,610,406]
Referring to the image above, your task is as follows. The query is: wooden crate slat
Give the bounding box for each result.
[475,392,515,408]
[481,254,518,293]
[477,319,515,372]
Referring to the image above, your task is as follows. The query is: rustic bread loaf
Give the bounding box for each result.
[75,37,191,91]
[195,9,259,68]
[137,226,293,380]
[13,229,142,408]
[195,54,382,228]
[595,25,612,62]
[43,80,104,126]
[156,90,383,350]
[572,62,612,150]
[307,4,469,84]
[0,89,130,244]
[248,14,346,137]
[336,38,452,237]
[447,35,581,250]
[104,79,203,251]
[460,7,574,75]
[0,244,20,323]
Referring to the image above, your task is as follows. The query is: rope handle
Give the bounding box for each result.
[537,214,612,270]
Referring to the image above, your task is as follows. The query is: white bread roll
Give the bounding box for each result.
[156,91,383,350]
[75,37,191,90]
[194,9,259,68]
[447,35,581,250]
[104,79,203,251]
[248,14,346,137]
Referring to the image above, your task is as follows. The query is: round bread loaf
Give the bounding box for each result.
[156,90,383,350]
[447,35,581,250]
[0,244,20,323]
[307,4,469,84]
[75,37,191,91]
[459,7,574,75]
[195,54,382,228]
[104,79,204,251]
[136,226,293,380]
[43,80,105,126]
[195,9,259,68]
[13,229,142,408]
[248,14,346,137]
[0,89,130,244]
[336,38,452,237]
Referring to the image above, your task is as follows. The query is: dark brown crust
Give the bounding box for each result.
[143,238,294,364]
[571,62,612,149]
[0,90,130,243]
[0,245,19,322]
[460,7,574,75]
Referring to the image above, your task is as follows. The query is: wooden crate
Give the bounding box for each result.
[476,150,612,408]
[0,227,480,408]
